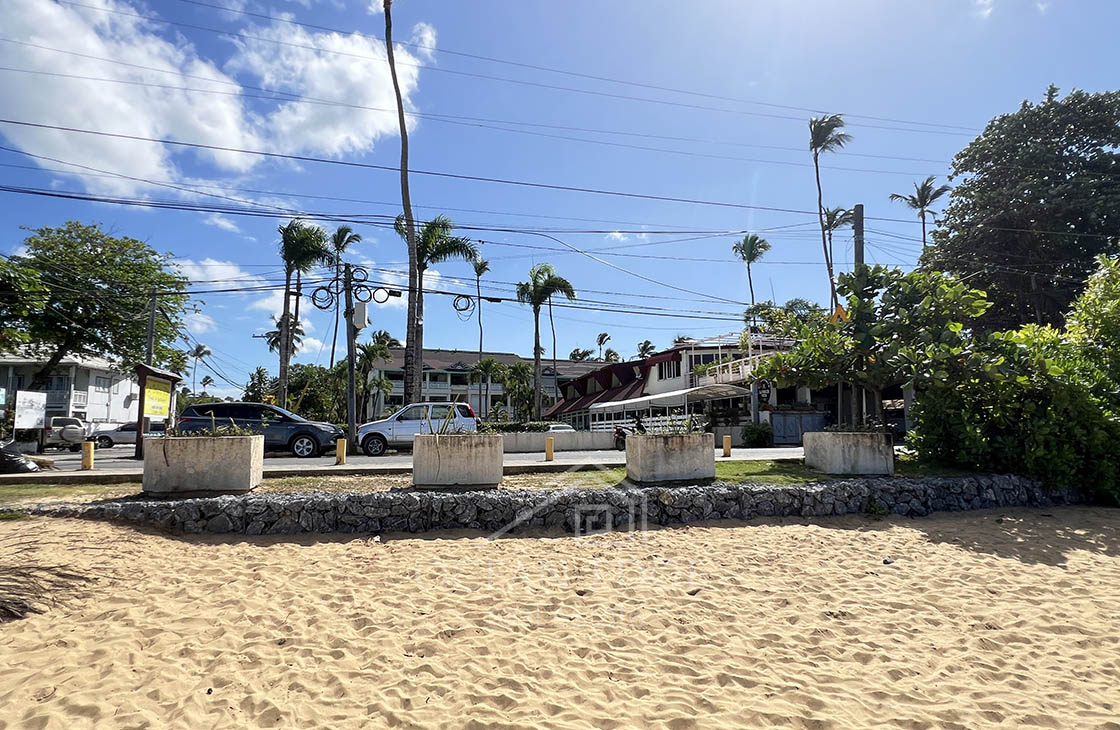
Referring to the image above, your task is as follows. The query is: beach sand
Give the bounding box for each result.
[1,507,1118,729]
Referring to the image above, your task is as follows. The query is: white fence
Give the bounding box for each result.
[690,354,767,388]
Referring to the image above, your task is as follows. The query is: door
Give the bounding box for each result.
[391,405,428,445]
[258,406,295,448]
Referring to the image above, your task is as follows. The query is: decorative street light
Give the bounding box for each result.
[311,263,400,451]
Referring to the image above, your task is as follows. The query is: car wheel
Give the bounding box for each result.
[95,435,113,449]
[290,434,320,458]
[69,444,82,453]
[362,434,387,457]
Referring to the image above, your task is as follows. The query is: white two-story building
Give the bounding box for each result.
[1,354,141,425]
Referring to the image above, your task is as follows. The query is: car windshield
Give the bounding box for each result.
[268,405,308,422]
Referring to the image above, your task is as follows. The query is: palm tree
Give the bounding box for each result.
[636,340,656,359]
[189,343,210,393]
[569,348,593,361]
[503,362,533,421]
[471,357,506,420]
[890,176,952,247]
[821,207,854,277]
[200,375,215,393]
[383,0,421,406]
[278,219,328,406]
[265,317,304,354]
[370,329,402,348]
[731,233,772,306]
[355,342,391,422]
[516,264,577,419]
[328,225,362,368]
[394,214,479,376]
[603,348,621,363]
[596,332,611,360]
[809,114,852,309]
[472,256,490,413]
[243,366,272,402]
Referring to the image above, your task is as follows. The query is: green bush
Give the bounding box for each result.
[740,423,773,448]
[477,421,567,434]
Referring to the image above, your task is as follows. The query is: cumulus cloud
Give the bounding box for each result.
[605,231,627,241]
[974,0,995,17]
[293,336,325,359]
[184,311,217,334]
[410,22,438,62]
[1,0,435,198]
[202,213,241,233]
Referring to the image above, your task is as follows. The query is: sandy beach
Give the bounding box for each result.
[1,507,1118,730]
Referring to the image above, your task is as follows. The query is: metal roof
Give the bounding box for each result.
[589,384,751,411]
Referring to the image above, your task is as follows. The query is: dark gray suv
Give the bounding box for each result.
[178,402,343,458]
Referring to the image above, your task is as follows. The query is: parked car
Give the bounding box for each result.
[178,402,344,458]
[357,402,477,456]
[93,421,166,449]
[44,416,88,451]
[546,423,576,432]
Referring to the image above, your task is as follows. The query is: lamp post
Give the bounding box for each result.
[311,264,400,452]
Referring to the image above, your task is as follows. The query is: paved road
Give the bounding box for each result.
[37,445,805,475]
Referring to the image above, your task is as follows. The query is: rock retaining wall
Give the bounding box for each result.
[21,474,1084,536]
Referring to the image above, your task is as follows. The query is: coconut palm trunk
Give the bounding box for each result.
[532,308,543,419]
[383,0,421,405]
[549,297,557,405]
[813,153,837,310]
[476,271,484,416]
[279,269,292,405]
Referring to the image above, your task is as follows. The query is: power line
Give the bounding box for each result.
[51,0,976,137]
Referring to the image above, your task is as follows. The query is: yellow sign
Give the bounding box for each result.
[143,377,172,417]
[829,304,849,324]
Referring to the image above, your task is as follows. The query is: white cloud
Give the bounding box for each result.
[605,231,627,241]
[974,0,995,17]
[293,336,325,359]
[202,213,241,233]
[1035,1,1050,12]
[184,311,216,334]
[410,22,438,62]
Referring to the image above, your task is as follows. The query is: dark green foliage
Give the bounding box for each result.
[923,87,1120,331]
[740,423,774,448]
[477,421,567,433]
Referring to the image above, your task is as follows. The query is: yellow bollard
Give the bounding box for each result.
[335,438,348,466]
[545,436,555,462]
[722,434,732,458]
[81,440,95,470]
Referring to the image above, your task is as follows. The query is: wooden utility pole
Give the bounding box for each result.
[135,289,157,459]
[343,263,358,453]
[852,204,866,427]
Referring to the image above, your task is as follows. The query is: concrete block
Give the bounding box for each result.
[626,433,715,484]
[500,431,616,453]
[413,434,504,488]
[143,435,263,496]
[804,431,894,475]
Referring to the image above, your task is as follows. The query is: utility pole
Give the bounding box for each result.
[343,263,358,453]
[852,204,865,427]
[145,288,157,366]
[135,289,157,459]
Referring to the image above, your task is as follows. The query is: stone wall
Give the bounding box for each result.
[23,474,1083,537]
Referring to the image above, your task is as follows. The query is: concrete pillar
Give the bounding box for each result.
[903,387,915,433]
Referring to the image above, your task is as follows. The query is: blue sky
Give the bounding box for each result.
[2,0,1117,397]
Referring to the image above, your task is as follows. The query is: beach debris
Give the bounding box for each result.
[206,688,213,695]
[883,557,894,565]
[0,538,88,623]
[574,588,589,596]
[687,588,702,596]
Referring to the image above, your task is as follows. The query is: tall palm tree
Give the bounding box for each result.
[200,375,215,393]
[383,0,421,406]
[277,219,328,406]
[394,215,479,378]
[731,233,772,306]
[569,348,593,361]
[890,175,952,247]
[265,317,304,354]
[596,332,611,360]
[822,207,853,280]
[471,357,506,420]
[472,256,490,413]
[370,329,402,348]
[516,264,576,419]
[189,343,210,393]
[809,114,852,309]
[636,340,656,359]
[503,361,532,421]
[328,225,362,368]
[603,348,621,363]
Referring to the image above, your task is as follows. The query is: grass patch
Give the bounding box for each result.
[0,482,140,504]
[714,459,824,485]
[0,510,31,521]
[894,454,978,478]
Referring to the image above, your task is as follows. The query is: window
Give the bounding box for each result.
[190,404,231,419]
[658,360,681,380]
[112,379,120,394]
[396,405,426,421]
[455,404,473,418]
[119,423,136,432]
[429,404,453,422]
[94,376,110,393]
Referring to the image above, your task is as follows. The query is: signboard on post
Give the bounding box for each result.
[757,379,772,405]
[14,390,47,429]
[143,377,172,418]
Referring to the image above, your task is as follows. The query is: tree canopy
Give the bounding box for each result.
[9,221,192,389]
[922,87,1120,330]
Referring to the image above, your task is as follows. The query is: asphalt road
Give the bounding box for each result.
[38,444,806,474]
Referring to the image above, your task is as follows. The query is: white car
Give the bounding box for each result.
[93,421,166,449]
[357,402,477,456]
[546,423,576,432]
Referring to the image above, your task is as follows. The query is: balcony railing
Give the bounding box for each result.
[689,354,767,388]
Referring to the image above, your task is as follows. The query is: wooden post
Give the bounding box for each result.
[545,436,554,462]
[81,440,94,470]
[133,370,147,460]
[335,437,348,465]
[722,434,732,458]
